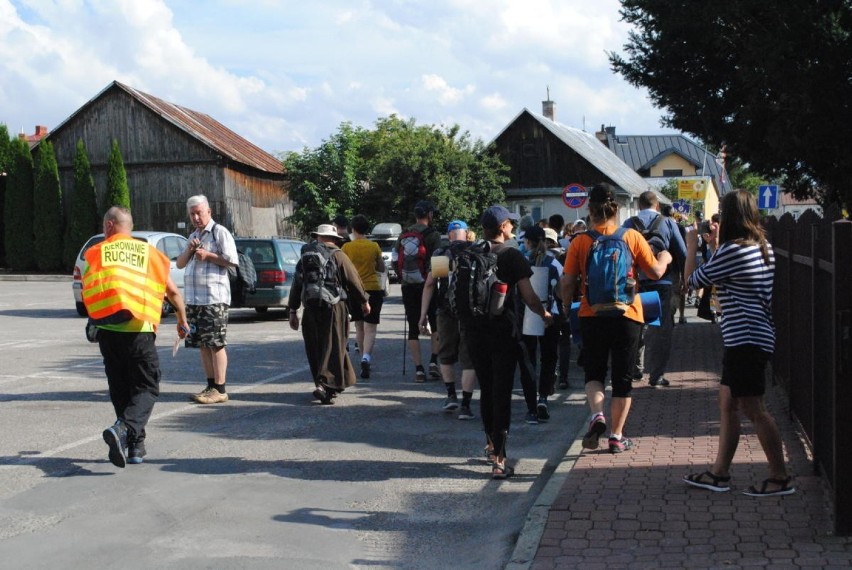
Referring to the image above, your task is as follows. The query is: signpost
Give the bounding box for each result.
[677,178,708,201]
[759,185,779,209]
[672,199,691,215]
[562,183,587,209]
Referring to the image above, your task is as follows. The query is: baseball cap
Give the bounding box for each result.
[544,228,559,243]
[447,220,468,232]
[524,225,545,242]
[480,205,520,230]
[414,200,435,217]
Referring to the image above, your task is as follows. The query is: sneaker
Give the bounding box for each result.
[192,386,229,404]
[608,436,634,454]
[525,411,539,425]
[127,441,146,465]
[414,368,426,383]
[631,371,643,382]
[102,421,127,468]
[536,398,550,422]
[429,362,441,380]
[649,377,671,388]
[443,395,460,411]
[360,359,370,379]
[312,386,334,404]
[457,405,475,420]
[582,414,607,449]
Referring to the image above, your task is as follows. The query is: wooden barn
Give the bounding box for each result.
[43,80,292,238]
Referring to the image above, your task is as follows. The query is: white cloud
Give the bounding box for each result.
[0,0,672,155]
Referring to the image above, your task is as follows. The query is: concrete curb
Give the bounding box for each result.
[506,415,589,569]
[0,274,70,282]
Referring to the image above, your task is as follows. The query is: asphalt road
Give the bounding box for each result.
[0,280,586,569]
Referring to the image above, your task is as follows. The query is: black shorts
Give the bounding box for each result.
[579,316,642,398]
[721,344,771,398]
[350,291,384,325]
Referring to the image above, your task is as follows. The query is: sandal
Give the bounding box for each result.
[483,446,497,465]
[743,476,796,497]
[683,471,731,492]
[492,461,514,480]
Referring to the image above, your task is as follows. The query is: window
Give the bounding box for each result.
[663,169,683,177]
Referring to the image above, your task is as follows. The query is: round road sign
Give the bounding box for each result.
[562,183,587,209]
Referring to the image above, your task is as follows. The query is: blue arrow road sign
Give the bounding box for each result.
[759,185,779,209]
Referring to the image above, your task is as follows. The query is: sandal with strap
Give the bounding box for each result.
[492,461,514,480]
[743,476,796,497]
[683,471,731,492]
[483,446,497,465]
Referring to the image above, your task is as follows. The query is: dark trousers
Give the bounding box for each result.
[640,283,674,382]
[520,323,560,410]
[464,321,518,457]
[98,330,161,442]
[557,321,572,381]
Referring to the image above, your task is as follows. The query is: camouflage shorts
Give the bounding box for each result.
[185,304,229,348]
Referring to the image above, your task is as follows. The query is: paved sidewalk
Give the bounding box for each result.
[514,308,852,569]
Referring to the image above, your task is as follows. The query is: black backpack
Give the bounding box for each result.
[211,224,256,302]
[628,215,667,255]
[446,240,502,320]
[299,242,342,308]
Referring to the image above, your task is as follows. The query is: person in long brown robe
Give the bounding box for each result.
[288,224,369,403]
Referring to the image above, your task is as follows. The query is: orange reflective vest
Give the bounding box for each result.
[82,234,171,327]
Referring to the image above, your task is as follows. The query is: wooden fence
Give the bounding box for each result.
[764,206,852,535]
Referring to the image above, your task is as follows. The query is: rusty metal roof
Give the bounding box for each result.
[49,81,283,175]
[115,82,283,174]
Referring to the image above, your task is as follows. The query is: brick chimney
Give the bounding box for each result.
[18,125,49,144]
[595,125,617,147]
[542,87,556,121]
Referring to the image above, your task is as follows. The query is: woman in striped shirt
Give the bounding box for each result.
[682,190,795,497]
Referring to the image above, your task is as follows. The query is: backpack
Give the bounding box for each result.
[299,242,341,308]
[211,224,256,302]
[396,227,435,285]
[446,240,503,320]
[584,228,636,317]
[628,214,667,255]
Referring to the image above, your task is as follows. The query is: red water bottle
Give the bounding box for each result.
[489,281,508,316]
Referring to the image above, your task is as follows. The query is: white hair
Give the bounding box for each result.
[186,195,209,210]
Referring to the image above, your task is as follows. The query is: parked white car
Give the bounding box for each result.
[72,231,188,317]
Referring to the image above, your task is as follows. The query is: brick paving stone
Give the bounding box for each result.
[527,311,852,569]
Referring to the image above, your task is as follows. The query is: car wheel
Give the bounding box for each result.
[255,307,269,314]
[76,302,88,317]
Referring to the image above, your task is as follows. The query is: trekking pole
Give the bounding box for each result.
[402,314,407,375]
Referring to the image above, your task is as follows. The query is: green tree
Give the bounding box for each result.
[4,138,35,270]
[283,116,509,235]
[63,140,99,269]
[0,125,11,267]
[33,141,64,270]
[104,139,130,213]
[610,0,851,208]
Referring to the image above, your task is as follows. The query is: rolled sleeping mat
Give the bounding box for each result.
[431,255,450,278]
[569,291,662,345]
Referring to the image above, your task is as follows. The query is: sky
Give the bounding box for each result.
[0,0,676,157]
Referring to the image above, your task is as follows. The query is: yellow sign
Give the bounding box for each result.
[677,178,708,200]
[101,240,149,272]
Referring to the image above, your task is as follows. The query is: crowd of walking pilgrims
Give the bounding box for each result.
[84,187,796,495]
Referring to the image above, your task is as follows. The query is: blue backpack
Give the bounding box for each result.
[584,228,636,316]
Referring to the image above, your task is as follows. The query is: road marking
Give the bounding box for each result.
[0,364,311,467]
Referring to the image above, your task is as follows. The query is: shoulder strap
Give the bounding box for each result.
[629,216,646,231]
[648,213,665,233]
[612,227,628,240]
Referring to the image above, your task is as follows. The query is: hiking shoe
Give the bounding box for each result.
[582,414,606,449]
[457,405,475,420]
[360,359,370,379]
[127,441,146,465]
[192,386,229,404]
[102,421,127,468]
[429,362,441,379]
[649,377,671,388]
[443,395,460,411]
[414,368,426,383]
[536,399,550,422]
[608,436,634,454]
[525,412,539,425]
